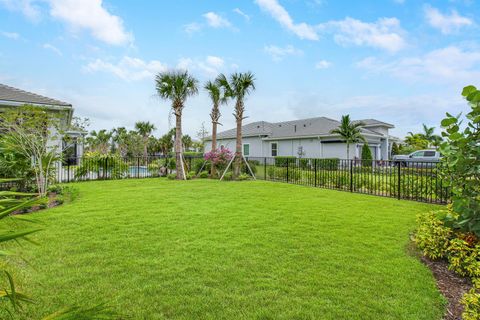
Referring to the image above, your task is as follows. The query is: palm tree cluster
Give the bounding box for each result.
[155,70,256,180]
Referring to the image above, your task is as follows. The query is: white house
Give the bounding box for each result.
[205,116,398,160]
[0,83,85,162]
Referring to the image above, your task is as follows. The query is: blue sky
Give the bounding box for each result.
[0,0,479,138]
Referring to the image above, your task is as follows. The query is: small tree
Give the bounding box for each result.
[155,71,199,180]
[391,142,399,156]
[135,121,156,161]
[440,85,480,236]
[361,143,373,166]
[216,72,256,178]
[330,115,365,160]
[0,106,64,196]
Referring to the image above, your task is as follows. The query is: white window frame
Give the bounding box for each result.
[270,142,278,157]
[242,143,250,156]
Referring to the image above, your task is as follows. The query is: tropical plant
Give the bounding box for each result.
[420,124,443,147]
[0,106,64,196]
[135,121,156,160]
[155,70,199,179]
[205,80,226,176]
[111,127,129,157]
[215,72,256,178]
[86,130,112,155]
[75,152,128,180]
[330,115,365,160]
[181,134,193,151]
[0,186,41,315]
[439,85,480,236]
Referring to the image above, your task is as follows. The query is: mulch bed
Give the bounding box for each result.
[421,256,472,320]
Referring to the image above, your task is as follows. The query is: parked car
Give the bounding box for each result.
[392,149,442,167]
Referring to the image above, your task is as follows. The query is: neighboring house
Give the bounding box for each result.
[205,116,399,160]
[0,83,85,161]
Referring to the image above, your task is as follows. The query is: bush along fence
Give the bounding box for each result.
[52,154,450,204]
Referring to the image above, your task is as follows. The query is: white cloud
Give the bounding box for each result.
[48,0,133,46]
[255,0,406,52]
[255,0,319,40]
[233,8,250,21]
[43,43,62,56]
[203,12,231,28]
[0,0,41,21]
[264,45,303,61]
[1,31,20,39]
[356,46,480,85]
[424,5,473,34]
[177,55,226,76]
[315,60,331,69]
[183,22,202,35]
[323,17,406,53]
[84,56,167,81]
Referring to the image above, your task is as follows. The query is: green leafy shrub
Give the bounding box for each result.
[361,144,373,167]
[462,279,480,320]
[414,211,452,259]
[199,171,209,178]
[274,156,296,167]
[167,173,176,180]
[237,173,250,181]
[75,152,128,179]
[439,85,480,236]
[241,160,258,175]
[147,159,164,176]
[223,172,233,181]
[446,238,480,278]
[316,158,339,170]
[267,167,301,181]
[299,158,309,169]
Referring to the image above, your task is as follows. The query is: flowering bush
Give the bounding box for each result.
[204,147,233,171]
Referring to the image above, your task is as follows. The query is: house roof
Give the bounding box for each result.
[0,83,72,107]
[209,116,393,141]
[354,118,394,128]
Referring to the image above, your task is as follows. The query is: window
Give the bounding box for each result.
[411,151,424,158]
[243,143,250,156]
[424,151,436,157]
[271,142,278,157]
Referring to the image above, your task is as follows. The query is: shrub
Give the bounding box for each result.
[361,144,373,167]
[75,152,129,180]
[267,167,301,181]
[414,211,452,259]
[299,158,309,169]
[439,85,480,236]
[446,238,480,278]
[237,173,250,181]
[316,158,339,170]
[274,156,296,167]
[167,173,176,180]
[242,160,258,175]
[223,172,233,181]
[462,279,480,320]
[199,171,209,179]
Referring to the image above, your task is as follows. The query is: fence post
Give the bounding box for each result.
[286,158,289,183]
[264,157,267,180]
[314,158,317,187]
[105,157,108,180]
[137,157,140,178]
[397,162,401,200]
[350,159,353,192]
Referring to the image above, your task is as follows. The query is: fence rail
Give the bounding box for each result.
[51,155,449,204]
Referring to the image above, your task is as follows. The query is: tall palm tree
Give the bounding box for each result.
[420,124,443,147]
[330,115,365,160]
[155,71,198,179]
[204,80,226,176]
[216,72,255,178]
[135,121,156,160]
[88,129,112,154]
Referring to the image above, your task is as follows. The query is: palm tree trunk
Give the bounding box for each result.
[234,104,243,178]
[211,121,217,177]
[175,111,185,180]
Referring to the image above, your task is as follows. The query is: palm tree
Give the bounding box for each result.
[182,134,193,151]
[204,80,226,176]
[155,71,198,179]
[112,127,129,157]
[420,124,443,147]
[216,72,256,178]
[330,115,365,160]
[88,129,112,154]
[135,121,156,161]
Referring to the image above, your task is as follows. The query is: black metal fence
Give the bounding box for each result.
[53,155,449,204]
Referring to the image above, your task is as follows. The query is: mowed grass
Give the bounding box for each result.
[14,179,444,319]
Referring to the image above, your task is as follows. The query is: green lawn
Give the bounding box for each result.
[13,179,444,319]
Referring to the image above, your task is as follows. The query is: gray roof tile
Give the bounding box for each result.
[0,83,71,107]
[210,116,392,141]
